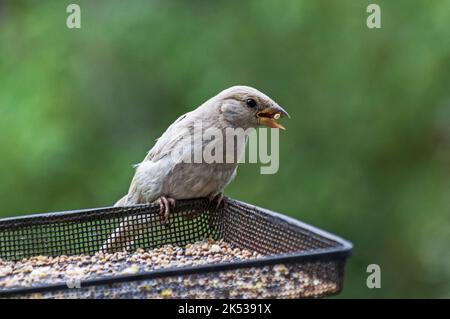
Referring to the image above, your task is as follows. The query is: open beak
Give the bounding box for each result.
[256,105,290,130]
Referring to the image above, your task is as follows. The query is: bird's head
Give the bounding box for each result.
[213,86,290,130]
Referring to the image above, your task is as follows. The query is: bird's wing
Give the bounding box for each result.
[122,111,197,206]
[144,111,193,162]
[124,177,145,204]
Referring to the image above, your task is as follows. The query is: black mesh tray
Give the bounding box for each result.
[0,197,352,298]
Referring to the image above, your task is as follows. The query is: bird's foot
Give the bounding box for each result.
[158,196,176,225]
[208,192,224,210]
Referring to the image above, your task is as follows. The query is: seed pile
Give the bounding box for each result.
[0,238,263,290]
[0,238,340,299]
[17,262,339,299]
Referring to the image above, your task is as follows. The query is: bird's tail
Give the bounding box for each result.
[101,214,152,253]
[102,194,151,253]
[114,194,129,207]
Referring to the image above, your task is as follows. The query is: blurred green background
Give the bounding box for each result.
[0,0,449,298]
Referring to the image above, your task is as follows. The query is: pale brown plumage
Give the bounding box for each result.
[102,86,289,252]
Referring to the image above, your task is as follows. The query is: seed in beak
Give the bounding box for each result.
[273,113,281,120]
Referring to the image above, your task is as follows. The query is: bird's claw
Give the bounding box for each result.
[159,196,176,225]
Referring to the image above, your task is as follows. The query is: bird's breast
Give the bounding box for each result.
[163,162,237,199]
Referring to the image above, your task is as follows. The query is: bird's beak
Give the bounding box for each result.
[256,105,290,130]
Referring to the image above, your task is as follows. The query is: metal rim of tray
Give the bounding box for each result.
[0,198,353,297]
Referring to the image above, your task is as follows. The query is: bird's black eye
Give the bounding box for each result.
[246,98,257,108]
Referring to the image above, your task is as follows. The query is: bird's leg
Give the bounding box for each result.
[158,196,176,225]
[208,192,224,209]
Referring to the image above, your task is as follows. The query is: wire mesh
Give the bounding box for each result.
[0,197,352,298]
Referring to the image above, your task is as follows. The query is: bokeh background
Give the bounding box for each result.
[1,0,449,298]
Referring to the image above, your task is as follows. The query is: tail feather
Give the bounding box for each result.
[101,214,152,253]
[103,194,153,253]
[114,195,129,207]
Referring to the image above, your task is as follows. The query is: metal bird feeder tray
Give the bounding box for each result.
[0,197,352,299]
